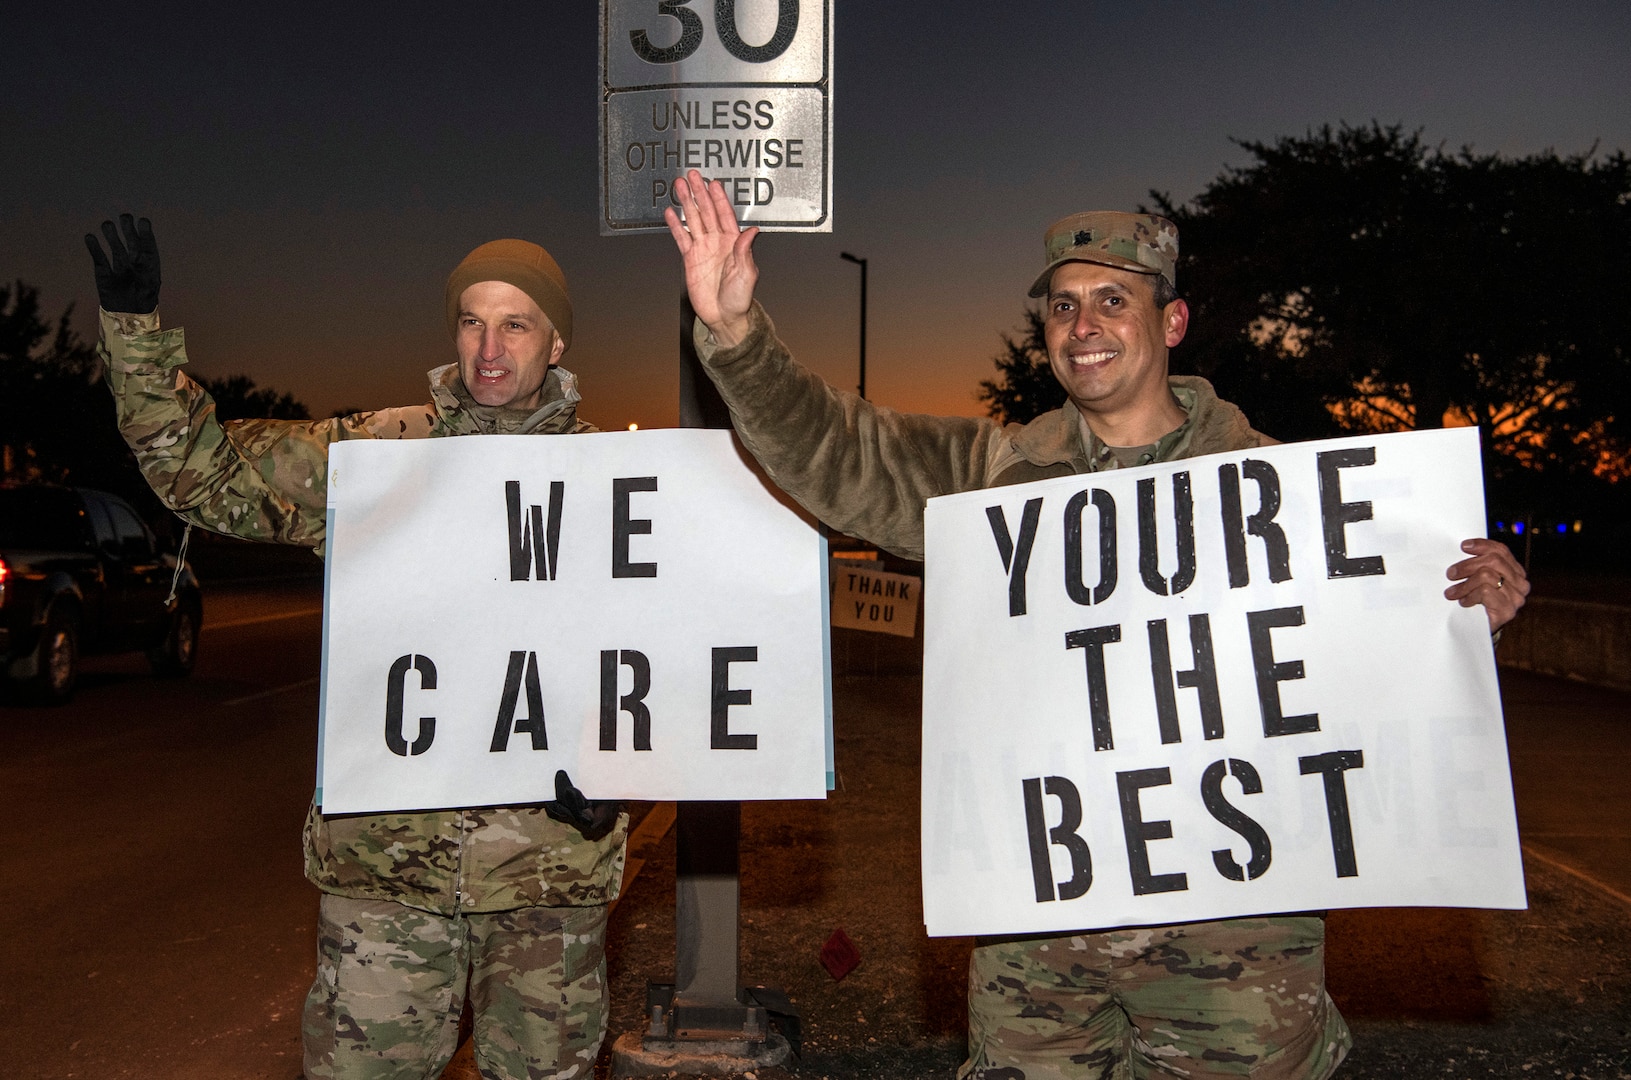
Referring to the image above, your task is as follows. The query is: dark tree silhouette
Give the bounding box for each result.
[0,280,138,496]
[1152,123,1631,483]
[976,308,1065,425]
[194,373,310,422]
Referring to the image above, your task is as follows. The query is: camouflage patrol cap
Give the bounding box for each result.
[445,239,574,351]
[1027,212,1179,297]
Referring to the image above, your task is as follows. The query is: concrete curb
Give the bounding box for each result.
[1496,596,1631,691]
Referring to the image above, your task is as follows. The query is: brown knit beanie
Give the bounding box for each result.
[445,239,573,351]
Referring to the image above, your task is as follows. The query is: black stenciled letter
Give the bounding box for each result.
[1116,768,1188,895]
[1147,614,1224,743]
[1300,750,1365,877]
[490,651,548,751]
[1246,606,1320,737]
[711,646,758,749]
[1021,776,1093,903]
[987,497,1043,617]
[1065,625,1122,751]
[385,653,436,757]
[714,0,798,62]
[599,650,653,751]
[506,480,564,581]
[613,476,659,578]
[1218,460,1292,588]
[1064,488,1117,606]
[1201,758,1272,881]
[1317,448,1386,579]
[1137,473,1196,596]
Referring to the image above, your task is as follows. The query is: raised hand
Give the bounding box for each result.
[1446,537,1529,631]
[85,214,161,314]
[664,169,759,347]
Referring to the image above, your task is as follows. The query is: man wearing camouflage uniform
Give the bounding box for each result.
[87,215,626,1080]
[663,171,1529,1078]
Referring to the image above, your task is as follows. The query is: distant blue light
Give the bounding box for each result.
[1495,521,1506,531]
[1557,522,1568,534]
[1513,522,1525,535]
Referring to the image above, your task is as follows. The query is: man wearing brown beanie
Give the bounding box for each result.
[88,215,624,1080]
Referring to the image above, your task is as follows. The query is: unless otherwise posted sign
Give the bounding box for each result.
[919,428,1526,937]
[600,0,833,231]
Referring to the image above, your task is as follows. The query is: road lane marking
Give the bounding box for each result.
[221,677,321,708]
[1521,842,1631,909]
[206,607,324,631]
[610,802,678,915]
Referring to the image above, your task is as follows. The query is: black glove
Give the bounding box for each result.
[85,214,161,314]
[544,769,622,841]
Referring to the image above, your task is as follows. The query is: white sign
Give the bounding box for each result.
[318,430,830,813]
[831,559,920,638]
[920,428,1526,937]
[600,0,833,232]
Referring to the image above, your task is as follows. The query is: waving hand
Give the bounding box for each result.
[664,169,759,347]
[85,214,161,315]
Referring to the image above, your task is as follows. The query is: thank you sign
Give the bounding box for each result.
[831,559,920,638]
[318,430,829,813]
[920,428,1526,937]
[600,0,833,231]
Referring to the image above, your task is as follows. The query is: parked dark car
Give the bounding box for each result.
[0,485,202,704]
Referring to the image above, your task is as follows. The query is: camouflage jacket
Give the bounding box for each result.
[100,309,627,915]
[693,303,1274,560]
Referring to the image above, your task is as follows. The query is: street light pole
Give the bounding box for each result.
[840,252,867,399]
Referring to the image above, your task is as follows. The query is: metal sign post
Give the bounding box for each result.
[608,297,798,1075]
[602,4,828,1068]
[600,0,833,233]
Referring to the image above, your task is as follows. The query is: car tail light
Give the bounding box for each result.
[0,555,8,605]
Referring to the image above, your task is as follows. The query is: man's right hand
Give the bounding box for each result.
[663,169,758,348]
[85,214,161,315]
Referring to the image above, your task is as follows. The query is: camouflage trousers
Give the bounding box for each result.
[302,894,608,1080]
[960,916,1351,1080]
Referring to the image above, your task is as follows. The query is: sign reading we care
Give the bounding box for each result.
[920,428,1526,937]
[317,430,830,814]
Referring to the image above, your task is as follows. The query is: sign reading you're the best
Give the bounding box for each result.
[318,431,829,814]
[920,428,1526,937]
[600,0,833,232]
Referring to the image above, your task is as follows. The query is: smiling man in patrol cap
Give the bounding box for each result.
[664,170,1529,1078]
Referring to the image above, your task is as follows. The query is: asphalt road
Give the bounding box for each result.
[2,580,1628,1079]
[1,581,325,1080]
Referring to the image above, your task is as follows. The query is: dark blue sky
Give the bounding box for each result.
[5,1,1629,426]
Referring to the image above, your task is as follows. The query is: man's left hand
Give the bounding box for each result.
[1446,538,1528,631]
[85,213,161,314]
[544,769,622,842]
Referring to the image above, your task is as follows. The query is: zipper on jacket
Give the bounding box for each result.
[453,809,470,913]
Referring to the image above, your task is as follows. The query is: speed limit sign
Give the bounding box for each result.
[600,0,833,233]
